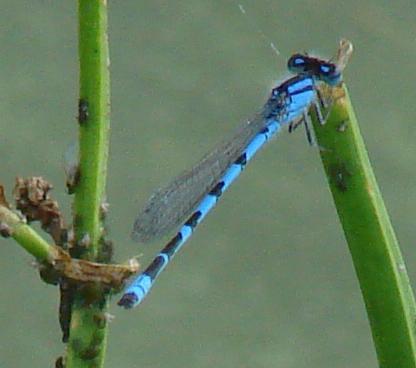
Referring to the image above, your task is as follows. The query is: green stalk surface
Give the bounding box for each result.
[313,85,416,367]
[66,1,111,367]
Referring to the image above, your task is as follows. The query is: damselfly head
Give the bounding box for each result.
[287,54,341,86]
[287,40,353,86]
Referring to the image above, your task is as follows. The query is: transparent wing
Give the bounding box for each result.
[132,110,270,243]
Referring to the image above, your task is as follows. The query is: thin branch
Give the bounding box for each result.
[0,204,58,262]
[0,204,138,287]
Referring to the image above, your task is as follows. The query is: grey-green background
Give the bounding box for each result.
[1,1,415,367]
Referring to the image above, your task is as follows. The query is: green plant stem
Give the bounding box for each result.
[0,205,58,262]
[74,0,110,259]
[66,1,111,367]
[312,85,416,367]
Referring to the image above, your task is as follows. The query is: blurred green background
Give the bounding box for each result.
[1,1,416,367]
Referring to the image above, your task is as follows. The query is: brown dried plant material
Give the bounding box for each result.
[53,247,139,288]
[13,177,66,245]
[59,279,74,343]
[0,184,10,208]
